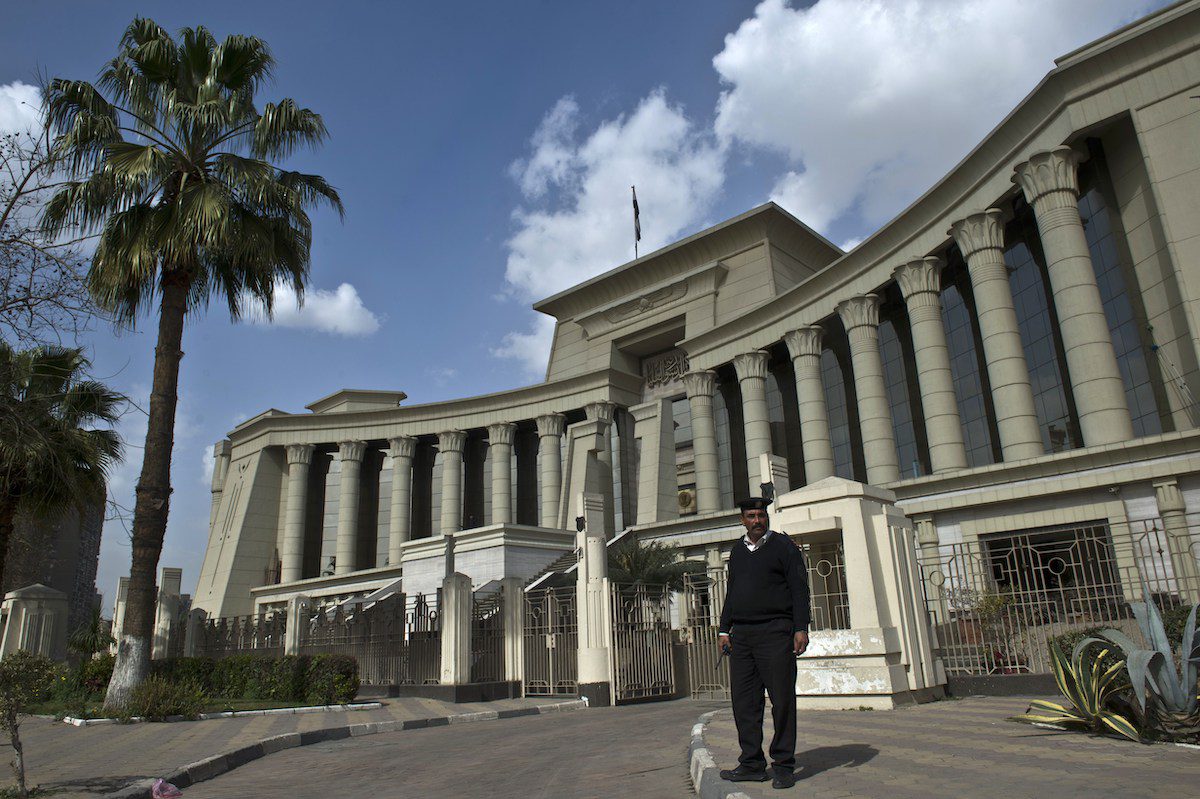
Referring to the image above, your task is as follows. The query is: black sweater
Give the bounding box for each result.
[718,532,811,634]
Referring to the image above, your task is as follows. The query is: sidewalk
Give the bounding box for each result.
[699,696,1200,799]
[7,696,581,798]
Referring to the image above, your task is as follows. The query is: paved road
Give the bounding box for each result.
[185,699,724,799]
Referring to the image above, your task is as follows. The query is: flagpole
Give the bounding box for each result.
[632,185,641,259]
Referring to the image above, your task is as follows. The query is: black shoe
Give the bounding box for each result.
[772,766,796,789]
[719,765,770,782]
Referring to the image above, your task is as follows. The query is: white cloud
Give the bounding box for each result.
[200,446,215,486]
[713,0,1164,234]
[491,315,556,380]
[428,366,459,387]
[496,89,726,376]
[0,81,41,135]
[243,280,382,336]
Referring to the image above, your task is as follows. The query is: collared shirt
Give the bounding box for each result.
[742,529,772,553]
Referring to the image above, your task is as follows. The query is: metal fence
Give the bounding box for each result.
[610,582,675,702]
[681,539,850,700]
[297,593,440,685]
[470,589,505,684]
[919,516,1200,677]
[193,612,286,659]
[523,585,578,696]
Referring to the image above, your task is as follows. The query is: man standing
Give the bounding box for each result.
[718,497,811,790]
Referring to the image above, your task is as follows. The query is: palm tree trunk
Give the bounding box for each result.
[0,496,15,594]
[104,276,188,710]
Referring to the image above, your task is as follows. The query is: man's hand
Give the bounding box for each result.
[793,631,809,655]
[718,633,731,654]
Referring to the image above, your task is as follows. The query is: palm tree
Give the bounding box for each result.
[0,342,123,591]
[608,535,705,590]
[42,19,344,709]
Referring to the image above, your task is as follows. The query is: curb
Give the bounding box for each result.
[687,710,753,799]
[62,702,384,726]
[100,698,587,798]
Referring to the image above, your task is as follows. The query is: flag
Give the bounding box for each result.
[632,185,641,243]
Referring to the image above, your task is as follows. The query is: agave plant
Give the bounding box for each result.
[1098,598,1199,740]
[1010,637,1140,742]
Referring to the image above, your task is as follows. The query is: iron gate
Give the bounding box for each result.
[610,582,675,702]
[523,586,578,696]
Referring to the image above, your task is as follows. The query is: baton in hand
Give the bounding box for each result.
[715,643,731,671]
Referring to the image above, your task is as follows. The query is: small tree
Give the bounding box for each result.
[607,536,704,590]
[0,651,58,798]
[68,605,115,663]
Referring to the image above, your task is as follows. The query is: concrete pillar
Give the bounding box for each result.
[575,492,612,707]
[387,436,417,565]
[335,440,367,575]
[439,572,473,686]
[893,257,968,473]
[152,567,184,660]
[1154,479,1200,603]
[183,607,206,658]
[283,594,311,656]
[0,584,68,661]
[950,209,1043,460]
[1013,146,1134,446]
[683,370,721,514]
[537,414,566,528]
[630,399,678,525]
[585,402,617,534]
[784,326,835,482]
[837,295,901,484]
[209,440,232,530]
[487,423,517,525]
[733,351,773,496]
[110,577,129,655]
[281,444,314,582]
[914,518,947,625]
[501,576,524,684]
[438,430,467,535]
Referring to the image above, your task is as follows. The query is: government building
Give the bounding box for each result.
[188,3,1200,703]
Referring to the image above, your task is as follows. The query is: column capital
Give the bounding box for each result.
[487,422,517,446]
[949,208,1005,258]
[1013,145,1082,208]
[914,518,939,546]
[783,325,824,360]
[893,257,943,300]
[285,443,314,466]
[387,435,418,460]
[585,401,616,425]
[337,440,367,463]
[536,413,566,438]
[437,430,467,453]
[732,350,770,382]
[836,293,881,332]
[683,369,716,398]
[1154,478,1186,515]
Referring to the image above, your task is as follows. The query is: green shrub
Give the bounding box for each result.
[264,656,308,701]
[79,654,114,695]
[0,651,61,797]
[1161,604,1193,650]
[152,655,216,694]
[305,654,359,705]
[126,676,207,721]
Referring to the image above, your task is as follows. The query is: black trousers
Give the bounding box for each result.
[729,618,797,771]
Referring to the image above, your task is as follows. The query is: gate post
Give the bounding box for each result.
[440,573,473,686]
[1155,479,1200,602]
[183,607,207,658]
[501,577,524,690]
[576,492,613,707]
[283,594,311,656]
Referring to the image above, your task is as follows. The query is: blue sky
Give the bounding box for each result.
[0,0,1166,610]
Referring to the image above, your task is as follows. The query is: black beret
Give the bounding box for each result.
[736,497,772,512]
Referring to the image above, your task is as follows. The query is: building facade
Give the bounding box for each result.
[195,3,1200,682]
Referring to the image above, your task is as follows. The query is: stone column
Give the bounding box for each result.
[283,594,311,656]
[575,492,612,707]
[487,423,517,525]
[536,413,566,528]
[784,326,835,482]
[1154,479,1200,603]
[893,257,968,473]
[281,444,314,583]
[914,518,947,624]
[209,440,232,530]
[630,399,677,525]
[439,572,473,686]
[585,402,616,534]
[334,440,367,575]
[387,436,416,564]
[733,350,774,496]
[950,209,1043,460]
[837,295,900,484]
[1013,146,1134,446]
[501,576,524,685]
[683,370,722,514]
[438,430,467,535]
